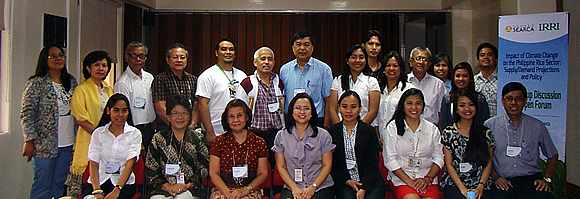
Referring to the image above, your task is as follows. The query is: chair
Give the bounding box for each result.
[272,165,284,199]
[77,156,145,199]
[379,152,396,199]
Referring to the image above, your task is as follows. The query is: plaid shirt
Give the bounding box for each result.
[152,70,197,104]
[474,70,498,117]
[343,123,360,181]
[249,75,283,132]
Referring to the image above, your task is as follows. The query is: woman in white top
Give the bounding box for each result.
[328,44,380,126]
[376,51,415,147]
[83,93,142,198]
[382,88,444,199]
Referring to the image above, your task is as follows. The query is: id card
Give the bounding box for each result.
[506,146,522,157]
[459,162,473,173]
[105,162,121,174]
[232,164,249,178]
[294,88,306,97]
[294,168,303,182]
[346,159,357,170]
[268,103,279,112]
[408,158,422,168]
[134,97,146,108]
[176,173,185,184]
[165,164,180,175]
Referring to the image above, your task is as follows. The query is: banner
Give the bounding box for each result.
[498,12,568,161]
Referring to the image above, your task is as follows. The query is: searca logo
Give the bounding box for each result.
[505,24,535,32]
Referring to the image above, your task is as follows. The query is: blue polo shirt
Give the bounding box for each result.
[279,57,333,117]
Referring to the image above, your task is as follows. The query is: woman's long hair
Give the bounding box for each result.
[450,62,475,102]
[30,45,73,92]
[97,93,134,128]
[378,51,408,94]
[427,52,453,81]
[452,89,489,167]
[285,93,319,137]
[389,88,424,136]
[341,44,372,91]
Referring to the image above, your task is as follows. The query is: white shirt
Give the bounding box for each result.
[377,82,416,140]
[382,118,444,186]
[407,73,445,124]
[114,68,156,125]
[196,64,247,136]
[331,74,380,124]
[87,122,142,186]
[52,82,76,147]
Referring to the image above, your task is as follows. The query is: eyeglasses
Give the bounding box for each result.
[48,53,66,59]
[503,96,525,102]
[293,106,312,112]
[169,110,189,117]
[171,55,187,60]
[412,56,429,62]
[127,53,147,60]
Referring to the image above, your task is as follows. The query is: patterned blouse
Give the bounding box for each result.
[440,125,495,190]
[145,129,209,197]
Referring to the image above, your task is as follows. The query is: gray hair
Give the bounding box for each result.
[253,47,275,60]
[165,43,189,58]
[409,46,431,59]
[125,41,148,54]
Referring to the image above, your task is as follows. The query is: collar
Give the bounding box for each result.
[253,70,277,82]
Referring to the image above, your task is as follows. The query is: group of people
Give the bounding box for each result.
[20,29,558,199]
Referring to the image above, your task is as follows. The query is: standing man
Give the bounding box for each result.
[279,30,333,127]
[236,46,284,166]
[197,37,247,145]
[114,41,156,149]
[407,46,445,125]
[474,42,499,117]
[152,43,197,131]
[485,82,558,199]
[362,30,383,79]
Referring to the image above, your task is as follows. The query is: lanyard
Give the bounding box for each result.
[217,64,236,85]
[169,130,185,164]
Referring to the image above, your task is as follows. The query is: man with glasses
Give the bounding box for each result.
[407,46,445,125]
[475,42,499,117]
[485,82,557,199]
[279,30,333,127]
[114,41,156,149]
[196,37,247,145]
[152,43,198,132]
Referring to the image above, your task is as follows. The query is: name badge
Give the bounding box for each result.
[134,97,146,108]
[506,146,522,157]
[232,164,249,178]
[294,168,303,182]
[165,164,180,175]
[176,173,185,184]
[294,88,306,97]
[268,103,279,112]
[105,162,121,174]
[346,159,357,170]
[408,157,422,168]
[459,162,473,173]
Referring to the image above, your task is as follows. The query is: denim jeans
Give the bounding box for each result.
[31,146,73,199]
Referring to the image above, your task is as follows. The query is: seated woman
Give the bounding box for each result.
[209,99,269,199]
[440,90,494,199]
[273,93,336,199]
[145,95,209,199]
[329,91,385,199]
[382,88,444,199]
[82,93,142,198]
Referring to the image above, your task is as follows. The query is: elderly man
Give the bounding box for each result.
[485,82,557,199]
[152,43,197,131]
[475,42,499,117]
[406,46,446,125]
[279,30,333,127]
[114,41,156,149]
[197,37,247,145]
[236,46,284,165]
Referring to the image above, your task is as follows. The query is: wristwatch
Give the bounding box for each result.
[312,183,318,189]
[245,186,253,191]
[115,185,123,190]
[543,177,552,183]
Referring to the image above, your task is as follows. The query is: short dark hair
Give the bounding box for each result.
[221,99,252,132]
[291,31,315,46]
[166,94,193,115]
[285,93,319,137]
[476,42,498,60]
[502,82,527,99]
[165,43,189,58]
[361,30,382,44]
[428,52,453,81]
[97,93,134,128]
[338,91,362,120]
[82,51,112,80]
[214,37,236,51]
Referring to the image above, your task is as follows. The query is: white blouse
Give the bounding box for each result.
[382,118,444,186]
[331,74,380,124]
[377,81,415,140]
[87,122,142,186]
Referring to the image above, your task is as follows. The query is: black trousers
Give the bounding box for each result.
[82,179,137,198]
[490,173,554,199]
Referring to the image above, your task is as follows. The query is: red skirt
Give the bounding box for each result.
[392,184,440,199]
